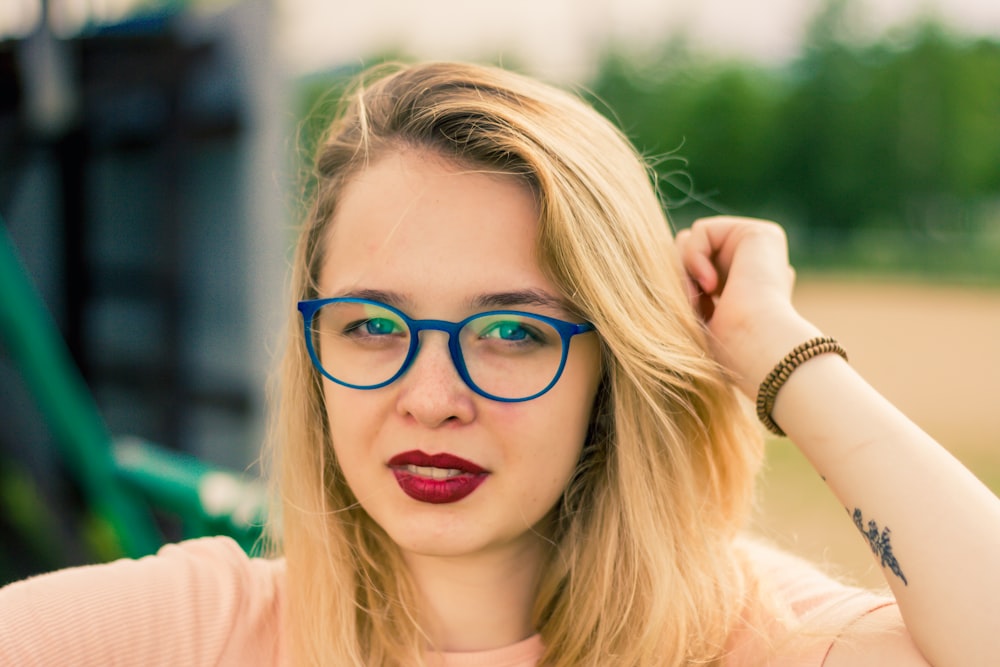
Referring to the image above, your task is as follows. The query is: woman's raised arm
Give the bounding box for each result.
[676,216,1000,667]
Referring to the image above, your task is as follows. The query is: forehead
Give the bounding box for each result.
[318,150,559,312]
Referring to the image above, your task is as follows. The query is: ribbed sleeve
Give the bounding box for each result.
[0,536,284,666]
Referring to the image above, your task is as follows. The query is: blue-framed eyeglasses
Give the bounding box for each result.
[297,297,595,402]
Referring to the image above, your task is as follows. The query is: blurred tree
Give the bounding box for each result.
[587,47,786,225]
[587,0,1000,273]
[291,6,1000,275]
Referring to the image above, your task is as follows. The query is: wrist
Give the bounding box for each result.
[715,308,822,399]
[755,337,849,436]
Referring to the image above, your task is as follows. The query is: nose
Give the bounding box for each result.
[394,331,476,427]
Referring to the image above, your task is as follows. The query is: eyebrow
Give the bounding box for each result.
[336,288,413,309]
[334,287,571,314]
[470,289,570,313]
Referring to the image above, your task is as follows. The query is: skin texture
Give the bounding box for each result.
[317,148,602,650]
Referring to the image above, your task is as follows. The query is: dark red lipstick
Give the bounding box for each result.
[387,451,488,504]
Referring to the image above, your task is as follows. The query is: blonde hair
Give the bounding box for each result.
[269,61,767,666]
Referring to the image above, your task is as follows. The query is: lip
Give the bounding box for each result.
[387,450,489,504]
[387,451,487,473]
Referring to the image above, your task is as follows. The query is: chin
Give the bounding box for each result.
[382,518,491,558]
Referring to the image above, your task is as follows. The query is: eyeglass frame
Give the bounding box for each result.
[297,297,596,403]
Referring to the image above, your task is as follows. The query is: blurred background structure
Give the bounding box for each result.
[1,0,285,579]
[1,0,998,587]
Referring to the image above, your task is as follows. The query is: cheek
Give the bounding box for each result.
[323,384,384,463]
[550,349,603,480]
[515,372,598,488]
[554,343,602,445]
[506,402,589,530]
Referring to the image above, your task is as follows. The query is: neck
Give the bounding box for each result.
[402,537,550,652]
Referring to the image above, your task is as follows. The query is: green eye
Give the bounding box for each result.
[481,320,530,341]
[364,317,401,335]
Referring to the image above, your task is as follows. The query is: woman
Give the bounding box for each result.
[2,61,998,666]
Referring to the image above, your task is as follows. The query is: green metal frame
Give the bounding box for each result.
[0,218,265,558]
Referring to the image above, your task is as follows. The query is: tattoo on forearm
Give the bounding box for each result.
[851,508,908,586]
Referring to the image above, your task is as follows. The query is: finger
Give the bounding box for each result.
[676,225,718,294]
[677,230,719,321]
[695,216,788,262]
[688,216,756,290]
[675,230,703,310]
[690,216,791,291]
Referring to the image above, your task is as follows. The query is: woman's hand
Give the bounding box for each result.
[674,216,821,398]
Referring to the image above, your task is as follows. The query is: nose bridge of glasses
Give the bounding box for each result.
[408,318,466,370]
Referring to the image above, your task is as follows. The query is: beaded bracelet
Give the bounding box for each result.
[755,336,848,437]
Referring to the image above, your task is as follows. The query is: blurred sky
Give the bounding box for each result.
[2,0,1000,80]
[274,0,1000,80]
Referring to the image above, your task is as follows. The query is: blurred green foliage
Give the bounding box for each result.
[586,4,1000,279]
[293,3,1000,280]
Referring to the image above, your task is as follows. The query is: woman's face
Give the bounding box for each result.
[317,148,602,562]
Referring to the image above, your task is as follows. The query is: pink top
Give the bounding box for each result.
[0,536,889,666]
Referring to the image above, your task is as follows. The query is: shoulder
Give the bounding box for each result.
[0,536,285,666]
[732,537,930,667]
[737,536,886,617]
[823,605,930,667]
